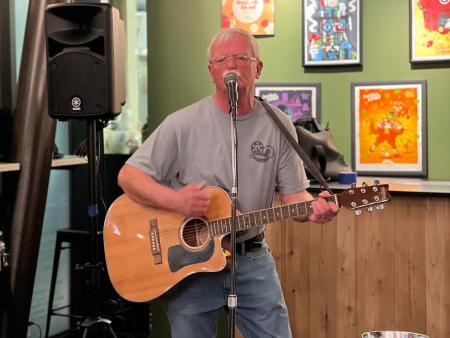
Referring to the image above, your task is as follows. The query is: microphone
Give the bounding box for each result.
[224,71,239,112]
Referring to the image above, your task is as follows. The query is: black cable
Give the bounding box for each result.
[97,128,108,213]
[28,321,42,338]
[75,120,110,158]
[74,137,88,157]
[74,120,109,212]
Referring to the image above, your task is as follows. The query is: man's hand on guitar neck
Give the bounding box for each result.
[282,190,339,224]
[176,181,210,217]
[308,190,339,224]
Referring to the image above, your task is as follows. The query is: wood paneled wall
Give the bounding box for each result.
[263,195,450,338]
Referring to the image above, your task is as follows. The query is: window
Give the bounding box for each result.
[104,0,148,154]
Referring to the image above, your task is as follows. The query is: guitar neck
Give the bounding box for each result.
[208,195,338,236]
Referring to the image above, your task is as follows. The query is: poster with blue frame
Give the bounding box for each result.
[303,0,361,66]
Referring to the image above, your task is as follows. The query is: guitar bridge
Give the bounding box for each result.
[149,219,162,265]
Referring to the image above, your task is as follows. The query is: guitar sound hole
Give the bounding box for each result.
[181,218,210,249]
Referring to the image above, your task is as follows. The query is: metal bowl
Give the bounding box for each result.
[362,332,429,338]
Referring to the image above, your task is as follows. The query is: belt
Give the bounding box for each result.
[236,232,264,255]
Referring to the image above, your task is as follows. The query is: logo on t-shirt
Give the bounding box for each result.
[249,140,274,162]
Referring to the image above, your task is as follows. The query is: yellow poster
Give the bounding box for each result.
[221,0,275,36]
[411,0,450,62]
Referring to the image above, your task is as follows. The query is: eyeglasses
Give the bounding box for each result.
[209,55,259,65]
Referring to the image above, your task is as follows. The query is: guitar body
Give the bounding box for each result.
[103,187,231,302]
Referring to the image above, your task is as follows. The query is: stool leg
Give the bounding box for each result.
[45,234,62,338]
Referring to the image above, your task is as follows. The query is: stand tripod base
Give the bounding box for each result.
[80,317,118,338]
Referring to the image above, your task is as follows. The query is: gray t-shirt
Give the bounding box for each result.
[127,96,309,241]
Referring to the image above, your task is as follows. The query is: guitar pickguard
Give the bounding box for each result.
[168,240,215,273]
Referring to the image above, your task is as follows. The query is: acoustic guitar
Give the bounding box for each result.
[103,183,391,302]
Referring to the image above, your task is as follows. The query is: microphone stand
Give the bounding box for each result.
[227,94,238,338]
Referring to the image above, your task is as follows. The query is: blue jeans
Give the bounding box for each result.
[164,241,292,338]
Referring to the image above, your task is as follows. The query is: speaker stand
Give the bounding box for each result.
[79,119,118,338]
[80,317,117,338]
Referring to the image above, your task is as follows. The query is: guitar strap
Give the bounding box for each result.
[256,97,333,194]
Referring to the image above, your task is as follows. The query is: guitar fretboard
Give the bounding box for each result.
[208,199,319,236]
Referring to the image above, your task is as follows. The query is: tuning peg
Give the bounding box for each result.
[367,206,374,212]
[376,204,384,210]
[350,183,357,189]
[374,179,380,185]
[354,209,362,216]
[362,182,368,187]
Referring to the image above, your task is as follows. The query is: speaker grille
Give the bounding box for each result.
[48,52,107,119]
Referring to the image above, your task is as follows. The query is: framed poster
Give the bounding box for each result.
[410,0,450,63]
[255,83,321,122]
[351,80,427,177]
[221,0,275,36]
[303,0,361,66]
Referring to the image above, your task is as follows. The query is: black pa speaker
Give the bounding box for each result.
[45,3,125,120]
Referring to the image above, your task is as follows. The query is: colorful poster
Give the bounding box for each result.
[352,81,427,177]
[221,0,275,36]
[410,0,450,62]
[303,0,361,66]
[255,83,321,122]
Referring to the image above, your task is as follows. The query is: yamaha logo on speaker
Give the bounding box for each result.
[71,96,82,111]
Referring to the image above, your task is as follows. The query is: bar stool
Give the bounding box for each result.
[45,228,101,338]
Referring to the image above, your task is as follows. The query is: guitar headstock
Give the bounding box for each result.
[336,181,391,215]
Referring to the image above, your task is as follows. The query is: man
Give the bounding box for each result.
[118,28,338,338]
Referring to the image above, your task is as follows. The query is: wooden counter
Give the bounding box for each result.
[263,180,450,338]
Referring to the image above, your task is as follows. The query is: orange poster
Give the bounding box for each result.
[221,0,275,36]
[352,81,427,176]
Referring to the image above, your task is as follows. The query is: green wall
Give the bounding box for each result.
[148,0,450,179]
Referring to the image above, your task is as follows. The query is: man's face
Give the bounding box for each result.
[208,33,263,96]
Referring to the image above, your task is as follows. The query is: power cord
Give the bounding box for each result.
[28,321,42,338]
[74,119,109,157]
[74,120,109,213]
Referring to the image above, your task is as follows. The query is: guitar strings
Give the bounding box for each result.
[143,201,316,247]
[165,201,314,241]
